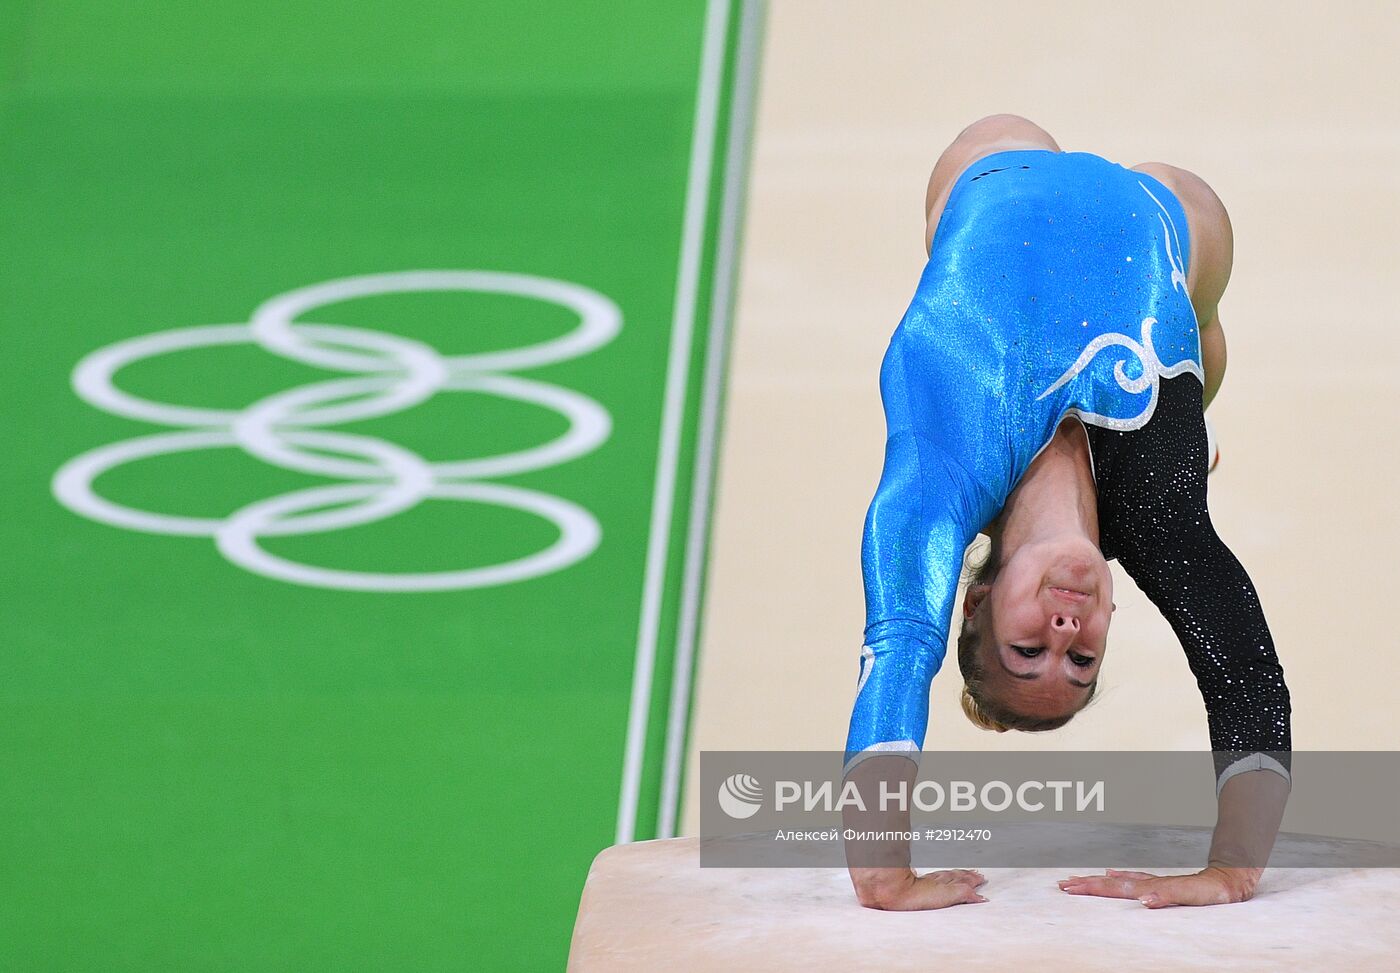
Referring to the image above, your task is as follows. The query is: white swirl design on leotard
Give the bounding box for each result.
[1036,316,1204,431]
[1138,179,1188,294]
[1036,180,1201,431]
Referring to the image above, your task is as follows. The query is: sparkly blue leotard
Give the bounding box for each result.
[845,149,1291,785]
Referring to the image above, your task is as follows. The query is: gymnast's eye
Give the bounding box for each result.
[1069,652,1095,668]
[1011,645,1043,658]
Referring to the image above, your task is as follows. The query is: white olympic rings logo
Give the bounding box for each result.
[52,271,622,591]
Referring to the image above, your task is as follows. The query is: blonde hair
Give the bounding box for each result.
[960,684,1011,733]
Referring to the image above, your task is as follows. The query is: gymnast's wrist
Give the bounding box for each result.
[849,866,916,909]
[1202,863,1263,902]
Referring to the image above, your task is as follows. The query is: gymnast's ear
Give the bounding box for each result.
[963,583,992,619]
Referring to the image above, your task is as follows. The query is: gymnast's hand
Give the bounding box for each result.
[1056,866,1262,908]
[850,866,988,911]
[843,755,989,909]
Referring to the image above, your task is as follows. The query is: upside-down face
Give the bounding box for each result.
[965,534,1115,721]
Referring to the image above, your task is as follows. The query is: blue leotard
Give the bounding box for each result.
[845,149,1291,784]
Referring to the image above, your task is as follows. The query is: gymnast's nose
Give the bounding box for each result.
[1051,613,1080,632]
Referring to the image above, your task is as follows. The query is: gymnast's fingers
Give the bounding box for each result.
[1056,872,1143,899]
[922,868,987,888]
[910,871,989,908]
[1133,875,1240,909]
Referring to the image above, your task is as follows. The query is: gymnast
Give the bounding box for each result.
[842,114,1292,910]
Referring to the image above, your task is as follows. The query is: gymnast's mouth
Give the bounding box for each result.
[1047,586,1092,603]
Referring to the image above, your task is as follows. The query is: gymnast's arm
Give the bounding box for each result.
[1116,520,1291,900]
[1099,391,1291,904]
[841,419,988,909]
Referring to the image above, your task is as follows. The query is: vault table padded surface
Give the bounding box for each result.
[569,833,1400,971]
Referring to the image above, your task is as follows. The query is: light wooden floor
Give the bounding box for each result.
[683,0,1400,834]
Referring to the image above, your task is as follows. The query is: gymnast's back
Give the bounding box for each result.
[849,148,1208,767]
[895,147,1201,502]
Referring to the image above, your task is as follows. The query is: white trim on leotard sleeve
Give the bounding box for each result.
[842,740,921,778]
[1215,752,1292,797]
